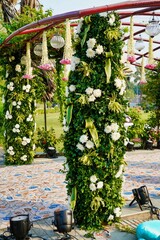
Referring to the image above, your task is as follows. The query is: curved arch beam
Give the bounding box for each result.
[1,0,160,47]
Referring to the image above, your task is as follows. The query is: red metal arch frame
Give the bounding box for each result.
[1,0,160,64]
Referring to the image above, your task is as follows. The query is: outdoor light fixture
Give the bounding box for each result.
[145,13,160,37]
[10,214,32,240]
[135,35,145,51]
[34,43,42,57]
[50,34,65,49]
[53,209,73,239]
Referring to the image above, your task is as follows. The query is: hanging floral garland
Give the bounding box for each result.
[3,42,37,165]
[127,16,136,64]
[63,12,128,230]
[140,55,147,84]
[60,19,73,81]
[145,37,156,70]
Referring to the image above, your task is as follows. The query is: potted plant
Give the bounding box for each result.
[36,127,57,157]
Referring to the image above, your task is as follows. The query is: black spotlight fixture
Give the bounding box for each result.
[10,214,32,240]
[53,209,73,239]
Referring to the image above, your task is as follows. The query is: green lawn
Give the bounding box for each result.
[35,110,63,139]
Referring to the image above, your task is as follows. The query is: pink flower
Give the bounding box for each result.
[127,55,136,64]
[60,58,71,65]
[145,64,156,70]
[38,63,54,71]
[22,74,34,79]
[62,77,68,81]
[139,80,147,85]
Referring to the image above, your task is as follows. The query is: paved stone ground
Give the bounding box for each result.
[1,148,160,239]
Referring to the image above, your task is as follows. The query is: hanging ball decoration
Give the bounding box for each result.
[34,43,42,57]
[145,19,160,38]
[135,38,145,51]
[50,34,65,49]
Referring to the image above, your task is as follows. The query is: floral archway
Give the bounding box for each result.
[1,0,160,231]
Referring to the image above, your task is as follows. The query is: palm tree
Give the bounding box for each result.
[0,0,40,22]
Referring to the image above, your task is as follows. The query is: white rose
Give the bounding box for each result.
[90,175,97,183]
[108,214,114,221]
[119,87,126,95]
[79,134,88,143]
[95,45,103,55]
[88,94,96,102]
[97,181,103,189]
[76,143,85,151]
[93,89,102,98]
[89,183,96,191]
[87,38,96,49]
[111,123,119,132]
[85,87,94,95]
[85,140,94,149]
[86,48,96,58]
[104,125,112,133]
[12,101,17,106]
[69,85,76,92]
[114,207,122,217]
[108,14,115,26]
[114,78,122,89]
[15,64,21,72]
[111,132,121,141]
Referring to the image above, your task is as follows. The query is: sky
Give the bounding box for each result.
[39,0,124,14]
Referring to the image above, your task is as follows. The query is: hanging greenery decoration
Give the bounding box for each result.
[63,12,128,230]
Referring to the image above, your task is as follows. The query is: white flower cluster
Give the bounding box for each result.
[62,117,69,132]
[12,101,21,109]
[12,124,20,133]
[76,134,94,151]
[86,38,104,58]
[76,18,83,34]
[15,64,21,72]
[104,122,121,141]
[20,155,27,161]
[23,84,31,93]
[85,87,102,102]
[5,110,12,119]
[65,85,76,97]
[99,13,116,26]
[26,114,33,122]
[107,207,122,221]
[7,82,14,91]
[114,78,126,95]
[89,175,103,191]
[71,56,80,71]
[7,146,15,155]
[22,137,31,146]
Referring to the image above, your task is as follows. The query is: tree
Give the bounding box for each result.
[0,0,40,22]
[142,62,160,144]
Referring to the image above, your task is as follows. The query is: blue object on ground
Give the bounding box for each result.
[136,220,160,240]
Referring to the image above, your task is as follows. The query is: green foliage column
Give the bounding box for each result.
[3,48,37,165]
[64,13,128,230]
